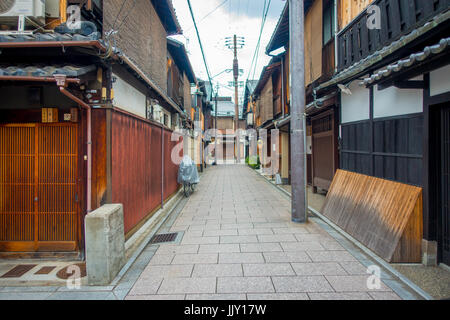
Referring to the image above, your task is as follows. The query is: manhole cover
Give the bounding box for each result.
[56,263,86,280]
[1,264,36,278]
[149,233,178,244]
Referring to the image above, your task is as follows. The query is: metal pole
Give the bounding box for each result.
[214,87,218,165]
[290,0,307,223]
[233,35,240,164]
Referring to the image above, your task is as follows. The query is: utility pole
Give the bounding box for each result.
[225,35,245,164]
[290,0,307,223]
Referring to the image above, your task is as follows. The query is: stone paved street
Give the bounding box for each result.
[125,165,410,300]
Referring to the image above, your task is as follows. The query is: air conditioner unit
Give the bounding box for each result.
[0,0,45,27]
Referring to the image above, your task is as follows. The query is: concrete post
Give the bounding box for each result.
[289,0,308,223]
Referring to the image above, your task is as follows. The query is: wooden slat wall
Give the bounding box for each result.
[304,0,323,86]
[339,0,373,30]
[111,110,180,235]
[321,169,423,262]
[260,76,273,125]
[0,125,35,243]
[0,123,79,252]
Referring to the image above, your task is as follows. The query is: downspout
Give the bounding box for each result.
[56,78,92,214]
[161,126,165,209]
[334,0,339,74]
[281,55,285,118]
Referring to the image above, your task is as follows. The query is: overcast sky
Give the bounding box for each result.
[170,0,286,105]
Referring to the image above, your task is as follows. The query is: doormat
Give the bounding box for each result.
[1,264,37,278]
[56,263,86,280]
[35,266,57,275]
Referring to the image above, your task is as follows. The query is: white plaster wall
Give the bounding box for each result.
[430,64,450,97]
[341,81,370,123]
[374,82,423,118]
[112,73,146,118]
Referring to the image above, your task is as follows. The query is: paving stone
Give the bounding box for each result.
[247,293,309,300]
[125,294,185,300]
[257,234,298,243]
[189,224,221,231]
[219,253,265,264]
[307,251,358,262]
[186,294,246,300]
[272,276,334,293]
[238,228,274,235]
[325,275,392,292]
[148,254,175,265]
[281,242,325,251]
[156,245,199,255]
[291,262,348,276]
[262,251,311,263]
[192,264,243,277]
[217,277,274,293]
[140,265,193,278]
[272,228,310,235]
[320,241,345,250]
[181,236,220,245]
[172,253,218,265]
[220,235,259,244]
[369,291,402,300]
[47,292,117,300]
[198,244,241,253]
[158,277,217,294]
[203,229,238,236]
[308,292,373,300]
[127,277,163,296]
[221,223,254,229]
[295,234,334,242]
[243,263,295,276]
[339,261,369,275]
[240,243,283,253]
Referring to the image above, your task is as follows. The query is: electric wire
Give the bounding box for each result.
[187,0,215,101]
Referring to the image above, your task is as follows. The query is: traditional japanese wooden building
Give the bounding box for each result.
[0,0,195,257]
[316,0,450,265]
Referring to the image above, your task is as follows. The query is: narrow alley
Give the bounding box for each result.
[124,165,414,300]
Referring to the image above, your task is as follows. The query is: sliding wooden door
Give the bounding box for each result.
[0,123,80,252]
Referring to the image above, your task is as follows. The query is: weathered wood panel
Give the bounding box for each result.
[260,76,273,125]
[111,110,180,235]
[321,169,423,262]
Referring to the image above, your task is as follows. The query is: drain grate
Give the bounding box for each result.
[1,264,37,278]
[149,233,178,244]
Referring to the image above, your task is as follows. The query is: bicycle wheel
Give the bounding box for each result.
[184,183,190,197]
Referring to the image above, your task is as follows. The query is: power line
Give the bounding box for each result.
[252,0,272,80]
[246,0,271,82]
[116,0,138,33]
[185,0,229,32]
[246,0,267,80]
[111,0,128,31]
[187,0,215,100]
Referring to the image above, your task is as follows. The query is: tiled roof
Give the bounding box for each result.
[0,65,96,77]
[362,37,450,86]
[0,31,101,43]
[315,9,450,93]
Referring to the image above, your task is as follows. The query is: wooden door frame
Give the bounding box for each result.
[310,107,339,192]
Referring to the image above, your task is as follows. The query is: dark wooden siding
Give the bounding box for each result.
[337,0,450,71]
[340,114,424,186]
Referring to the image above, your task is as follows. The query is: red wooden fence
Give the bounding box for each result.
[111,110,182,234]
